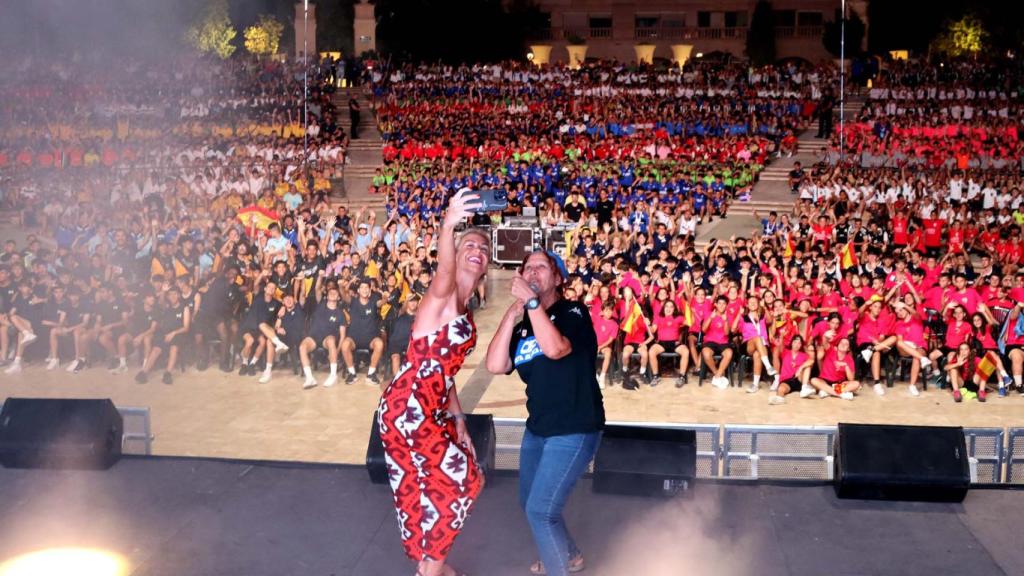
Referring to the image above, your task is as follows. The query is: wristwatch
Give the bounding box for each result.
[526,297,541,310]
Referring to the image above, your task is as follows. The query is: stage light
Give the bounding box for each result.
[695,52,704,58]
[0,548,129,576]
[527,52,535,61]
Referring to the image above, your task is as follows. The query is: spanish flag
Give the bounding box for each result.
[622,300,643,333]
[840,242,859,269]
[782,234,795,259]
[236,206,280,235]
[975,351,1001,382]
[679,298,694,327]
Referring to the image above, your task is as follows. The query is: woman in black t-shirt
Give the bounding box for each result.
[486,250,605,576]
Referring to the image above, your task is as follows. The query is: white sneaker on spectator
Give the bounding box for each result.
[840,392,854,400]
[45,358,59,371]
[712,376,729,389]
[302,376,317,389]
[4,361,21,375]
[800,385,816,399]
[21,332,37,345]
[745,382,759,394]
[861,348,874,364]
[323,373,337,388]
[908,384,920,397]
[770,375,780,391]
[258,370,272,384]
[273,340,288,353]
[873,383,885,396]
[769,395,785,405]
[818,390,829,399]
[65,359,80,373]
[920,357,932,369]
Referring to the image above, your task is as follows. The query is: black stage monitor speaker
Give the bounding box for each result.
[492,227,539,265]
[0,398,123,470]
[367,412,495,485]
[593,425,696,497]
[834,423,969,502]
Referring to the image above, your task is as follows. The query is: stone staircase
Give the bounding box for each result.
[330,86,386,215]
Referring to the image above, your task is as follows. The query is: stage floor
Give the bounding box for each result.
[0,457,1019,576]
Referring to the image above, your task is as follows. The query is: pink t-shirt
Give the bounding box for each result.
[856,312,892,345]
[894,317,926,348]
[779,350,809,381]
[654,315,686,342]
[704,313,730,344]
[594,316,618,348]
[819,349,854,383]
[945,320,973,349]
[949,288,982,314]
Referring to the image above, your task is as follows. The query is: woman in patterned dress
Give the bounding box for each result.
[377,189,488,576]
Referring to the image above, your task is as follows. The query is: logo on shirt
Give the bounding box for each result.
[569,305,583,317]
[514,337,543,366]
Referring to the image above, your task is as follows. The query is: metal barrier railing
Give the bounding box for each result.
[723,425,837,481]
[964,427,1004,483]
[493,418,721,477]
[494,419,1020,484]
[118,406,153,456]
[1005,428,1024,484]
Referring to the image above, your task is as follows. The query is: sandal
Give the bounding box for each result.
[529,554,585,575]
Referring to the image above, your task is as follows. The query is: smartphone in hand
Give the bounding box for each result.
[470,189,509,213]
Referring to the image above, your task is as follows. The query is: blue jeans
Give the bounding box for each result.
[519,429,602,576]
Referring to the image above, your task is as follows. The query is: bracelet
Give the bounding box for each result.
[450,412,467,421]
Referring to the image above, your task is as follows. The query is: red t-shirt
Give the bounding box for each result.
[819,349,854,383]
[922,219,945,248]
[892,216,909,245]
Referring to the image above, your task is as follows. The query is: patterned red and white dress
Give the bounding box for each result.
[377,312,483,561]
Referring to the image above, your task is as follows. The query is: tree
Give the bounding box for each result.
[244,14,284,59]
[745,0,776,66]
[185,0,237,59]
[822,9,866,58]
[931,13,988,58]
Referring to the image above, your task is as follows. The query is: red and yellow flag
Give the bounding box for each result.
[679,298,694,327]
[622,300,643,333]
[976,351,1001,382]
[840,242,859,269]
[782,234,795,259]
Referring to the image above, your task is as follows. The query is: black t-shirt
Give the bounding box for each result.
[347,295,381,338]
[508,299,605,437]
[388,312,414,353]
[310,301,347,338]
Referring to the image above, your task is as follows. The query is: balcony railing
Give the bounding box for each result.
[589,27,613,39]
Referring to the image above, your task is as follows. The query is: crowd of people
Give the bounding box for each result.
[369,60,829,227]
[0,52,1021,406]
[0,53,440,388]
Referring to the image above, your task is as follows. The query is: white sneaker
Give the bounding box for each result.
[20,332,37,345]
[861,348,874,363]
[873,383,885,396]
[800,385,816,398]
[908,384,920,397]
[45,358,59,370]
[4,362,21,374]
[712,376,729,389]
[597,374,605,389]
[770,375,780,391]
[840,391,855,400]
[65,359,80,373]
[769,395,785,405]
[258,370,272,384]
[302,376,318,389]
[273,340,289,353]
[920,357,932,369]
[746,382,759,394]
[111,364,128,375]
[818,390,830,399]
[323,373,337,387]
